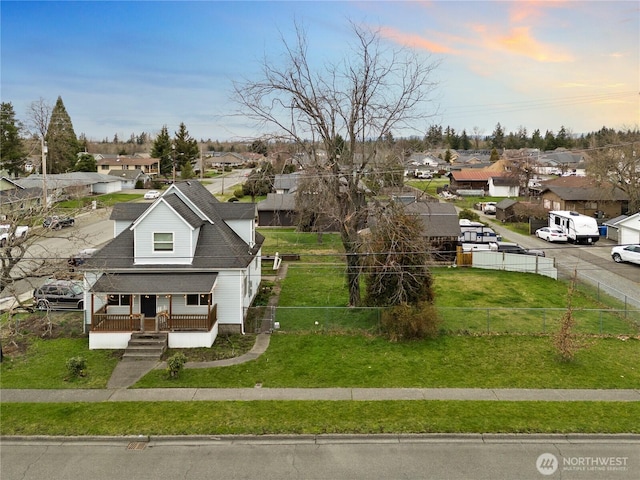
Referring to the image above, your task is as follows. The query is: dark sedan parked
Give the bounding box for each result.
[43,215,75,229]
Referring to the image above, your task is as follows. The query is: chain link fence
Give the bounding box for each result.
[245,305,640,336]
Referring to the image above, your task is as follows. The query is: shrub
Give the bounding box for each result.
[66,356,87,378]
[380,302,440,342]
[166,352,188,378]
[458,209,479,222]
[233,187,245,198]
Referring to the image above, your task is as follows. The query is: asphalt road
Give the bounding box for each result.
[481,214,640,308]
[2,436,638,480]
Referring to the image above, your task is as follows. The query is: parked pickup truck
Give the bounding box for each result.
[43,215,75,229]
[0,224,29,247]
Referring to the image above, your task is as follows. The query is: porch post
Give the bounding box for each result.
[169,295,173,330]
[88,294,94,334]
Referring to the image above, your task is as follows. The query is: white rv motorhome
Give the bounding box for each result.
[459,219,501,243]
[548,211,600,244]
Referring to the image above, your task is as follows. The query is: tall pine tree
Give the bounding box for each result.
[151,125,173,175]
[173,122,199,169]
[0,102,26,176]
[45,96,80,173]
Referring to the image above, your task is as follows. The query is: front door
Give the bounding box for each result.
[140,295,157,332]
[141,295,157,319]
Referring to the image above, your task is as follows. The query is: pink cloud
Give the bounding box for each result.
[495,26,572,62]
[379,26,457,54]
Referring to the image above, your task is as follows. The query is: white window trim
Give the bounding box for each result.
[153,231,174,252]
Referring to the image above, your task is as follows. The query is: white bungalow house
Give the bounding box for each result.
[80,181,263,349]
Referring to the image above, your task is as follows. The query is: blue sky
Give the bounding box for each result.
[1,1,638,142]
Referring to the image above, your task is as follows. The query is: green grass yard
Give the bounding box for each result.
[2,227,639,435]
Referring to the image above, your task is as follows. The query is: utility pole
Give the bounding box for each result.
[172,144,176,183]
[41,137,48,210]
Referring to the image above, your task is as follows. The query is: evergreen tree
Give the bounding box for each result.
[490,122,505,150]
[174,122,199,169]
[73,153,97,172]
[530,129,544,150]
[0,102,26,176]
[556,126,573,149]
[543,130,557,150]
[424,125,443,149]
[151,125,173,175]
[249,139,268,156]
[490,147,500,162]
[180,159,196,179]
[45,96,80,173]
[460,129,471,150]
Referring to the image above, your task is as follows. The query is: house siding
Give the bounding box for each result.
[226,219,253,246]
[215,270,244,328]
[133,203,195,265]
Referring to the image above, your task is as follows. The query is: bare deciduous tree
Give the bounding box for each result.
[26,97,52,140]
[587,141,640,213]
[233,21,439,306]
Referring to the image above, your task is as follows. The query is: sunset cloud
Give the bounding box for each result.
[495,26,573,62]
[378,26,457,54]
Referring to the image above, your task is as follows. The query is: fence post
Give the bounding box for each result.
[599,309,603,335]
[542,310,546,333]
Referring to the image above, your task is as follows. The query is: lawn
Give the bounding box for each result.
[2,233,640,435]
[2,266,638,390]
[134,334,640,389]
[2,401,637,435]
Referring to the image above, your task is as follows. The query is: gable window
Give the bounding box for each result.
[186,293,211,306]
[153,232,173,251]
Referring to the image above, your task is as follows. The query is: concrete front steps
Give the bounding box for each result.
[122,332,168,361]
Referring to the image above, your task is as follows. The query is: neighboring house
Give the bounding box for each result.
[108,168,151,189]
[274,173,301,194]
[96,155,160,177]
[495,198,518,222]
[614,212,640,245]
[16,172,124,198]
[603,215,628,242]
[488,176,520,197]
[0,177,43,217]
[209,152,246,169]
[257,193,298,227]
[538,176,629,219]
[449,170,518,197]
[389,200,460,261]
[81,181,264,349]
[536,150,586,176]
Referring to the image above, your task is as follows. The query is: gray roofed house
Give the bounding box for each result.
[274,173,301,194]
[81,181,264,350]
[538,176,629,219]
[107,168,151,189]
[15,172,125,200]
[384,200,460,261]
[257,193,298,226]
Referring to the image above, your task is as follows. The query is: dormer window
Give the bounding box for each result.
[153,232,173,252]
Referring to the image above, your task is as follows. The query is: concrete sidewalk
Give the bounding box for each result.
[2,387,639,403]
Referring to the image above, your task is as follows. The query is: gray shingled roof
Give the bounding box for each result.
[402,201,461,238]
[91,272,217,293]
[110,203,150,221]
[84,181,263,271]
[257,193,297,211]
